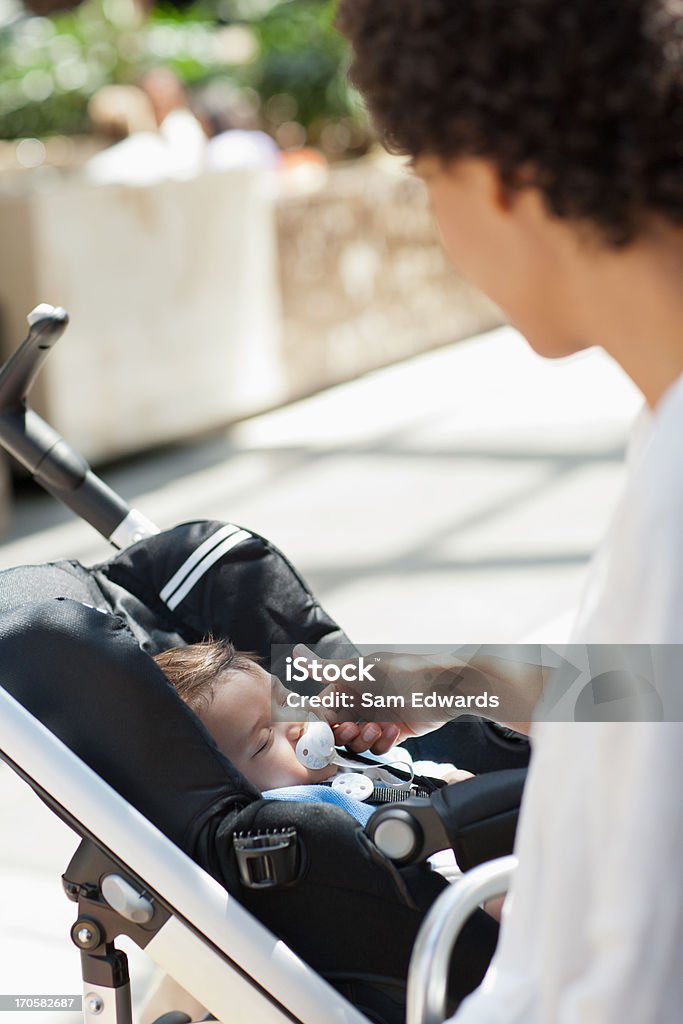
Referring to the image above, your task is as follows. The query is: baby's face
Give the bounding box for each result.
[197,663,336,791]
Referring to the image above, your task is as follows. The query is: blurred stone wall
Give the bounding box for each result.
[0,159,502,471]
[0,168,284,464]
[276,163,502,397]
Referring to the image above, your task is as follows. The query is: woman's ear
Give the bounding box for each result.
[440,156,518,217]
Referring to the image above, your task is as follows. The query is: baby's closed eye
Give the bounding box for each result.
[253,727,274,757]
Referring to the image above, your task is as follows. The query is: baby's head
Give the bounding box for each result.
[153,639,336,791]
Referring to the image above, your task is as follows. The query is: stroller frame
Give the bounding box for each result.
[0,306,516,1024]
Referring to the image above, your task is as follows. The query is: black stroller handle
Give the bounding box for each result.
[0,304,159,549]
[366,768,526,870]
[0,303,69,411]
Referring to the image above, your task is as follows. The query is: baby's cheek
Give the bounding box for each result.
[275,751,312,788]
[310,764,337,784]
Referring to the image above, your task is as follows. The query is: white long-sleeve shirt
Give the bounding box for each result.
[452,374,683,1024]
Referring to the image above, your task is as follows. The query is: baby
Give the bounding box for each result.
[152,638,472,793]
[145,640,475,1024]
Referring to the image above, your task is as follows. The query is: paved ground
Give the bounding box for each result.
[0,325,642,1021]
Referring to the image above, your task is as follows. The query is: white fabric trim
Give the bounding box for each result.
[160,524,242,604]
[165,530,252,611]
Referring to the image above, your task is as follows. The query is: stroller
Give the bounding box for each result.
[0,306,527,1024]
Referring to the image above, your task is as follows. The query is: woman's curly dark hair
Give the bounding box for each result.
[337,0,683,246]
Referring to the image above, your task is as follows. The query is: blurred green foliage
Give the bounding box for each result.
[229,0,353,130]
[0,0,364,145]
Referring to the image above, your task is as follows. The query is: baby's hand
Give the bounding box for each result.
[441,768,475,785]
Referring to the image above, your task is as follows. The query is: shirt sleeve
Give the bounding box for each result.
[412,758,458,780]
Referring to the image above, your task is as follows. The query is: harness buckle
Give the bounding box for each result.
[233,828,300,889]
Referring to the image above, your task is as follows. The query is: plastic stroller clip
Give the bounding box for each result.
[367,799,451,865]
[233,828,300,889]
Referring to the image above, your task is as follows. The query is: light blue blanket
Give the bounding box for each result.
[263,785,374,825]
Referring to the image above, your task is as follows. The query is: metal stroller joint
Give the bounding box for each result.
[63,839,171,1024]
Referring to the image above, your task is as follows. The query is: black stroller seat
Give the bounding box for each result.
[0,524,504,1024]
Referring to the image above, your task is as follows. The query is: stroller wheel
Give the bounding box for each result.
[150,1013,193,1024]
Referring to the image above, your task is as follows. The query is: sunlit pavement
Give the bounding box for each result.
[0,325,642,1019]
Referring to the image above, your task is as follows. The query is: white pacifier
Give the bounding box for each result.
[295,717,336,770]
[295,716,415,804]
[331,773,374,801]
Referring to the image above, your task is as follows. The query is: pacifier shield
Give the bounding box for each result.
[331,773,374,801]
[295,718,335,769]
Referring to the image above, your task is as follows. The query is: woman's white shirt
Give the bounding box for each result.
[451,373,683,1024]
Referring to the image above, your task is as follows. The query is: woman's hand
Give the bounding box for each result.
[292,645,448,753]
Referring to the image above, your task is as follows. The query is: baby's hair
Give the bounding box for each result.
[153,638,260,713]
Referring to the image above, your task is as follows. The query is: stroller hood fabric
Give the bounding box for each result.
[0,597,259,853]
[0,520,355,856]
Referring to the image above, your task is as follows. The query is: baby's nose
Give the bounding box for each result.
[285,721,306,747]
